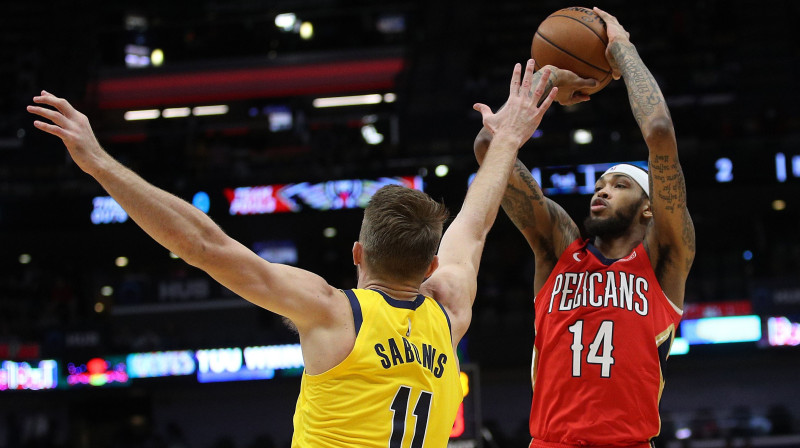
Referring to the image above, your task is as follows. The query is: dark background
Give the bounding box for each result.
[1,1,799,447]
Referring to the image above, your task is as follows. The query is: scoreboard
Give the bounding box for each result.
[449,363,482,447]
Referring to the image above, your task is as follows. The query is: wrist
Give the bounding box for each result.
[84,145,116,178]
[489,131,524,152]
[609,37,633,49]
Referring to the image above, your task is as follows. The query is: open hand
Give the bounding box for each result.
[27,91,104,174]
[473,59,558,148]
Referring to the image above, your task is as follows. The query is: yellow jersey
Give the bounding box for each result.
[292,288,463,448]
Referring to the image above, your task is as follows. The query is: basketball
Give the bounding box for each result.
[531,7,612,95]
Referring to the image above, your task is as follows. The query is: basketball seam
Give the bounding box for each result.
[534,31,611,75]
[547,14,609,45]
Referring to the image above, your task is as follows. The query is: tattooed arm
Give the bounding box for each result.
[473,66,590,291]
[595,7,695,308]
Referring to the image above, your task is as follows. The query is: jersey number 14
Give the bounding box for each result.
[567,320,615,378]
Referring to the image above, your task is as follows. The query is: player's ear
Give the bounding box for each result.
[424,255,439,279]
[352,241,363,265]
[642,199,653,219]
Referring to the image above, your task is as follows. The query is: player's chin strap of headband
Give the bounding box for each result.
[601,164,649,197]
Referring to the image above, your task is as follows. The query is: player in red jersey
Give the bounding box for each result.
[473,8,695,448]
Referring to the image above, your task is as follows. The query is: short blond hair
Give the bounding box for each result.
[359,185,449,281]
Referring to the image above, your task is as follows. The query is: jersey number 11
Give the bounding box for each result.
[389,385,432,448]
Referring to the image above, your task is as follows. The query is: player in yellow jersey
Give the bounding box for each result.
[28,60,593,446]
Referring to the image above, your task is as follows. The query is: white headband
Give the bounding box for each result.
[602,164,649,197]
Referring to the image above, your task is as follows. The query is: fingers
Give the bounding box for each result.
[32,120,67,139]
[508,63,522,97]
[29,91,76,141]
[593,6,613,22]
[473,103,497,134]
[33,90,76,118]
[538,87,558,114]
[581,78,600,89]
[473,103,491,116]
[27,105,68,128]
[561,93,591,106]
[594,6,629,40]
[519,59,535,95]
[531,67,551,104]
[473,102,494,123]
[574,93,591,103]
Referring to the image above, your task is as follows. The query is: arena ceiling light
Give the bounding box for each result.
[162,107,191,118]
[96,58,404,109]
[361,124,384,145]
[572,129,593,144]
[124,109,160,121]
[192,105,229,116]
[150,49,164,67]
[313,94,383,108]
[299,22,314,40]
[275,13,297,31]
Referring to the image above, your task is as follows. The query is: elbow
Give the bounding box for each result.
[177,228,226,268]
[177,239,208,268]
[642,116,675,143]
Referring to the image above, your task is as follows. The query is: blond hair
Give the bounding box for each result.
[359,185,449,281]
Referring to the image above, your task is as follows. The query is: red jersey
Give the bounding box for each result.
[529,239,683,446]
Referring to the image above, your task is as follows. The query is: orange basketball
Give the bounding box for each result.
[531,7,612,95]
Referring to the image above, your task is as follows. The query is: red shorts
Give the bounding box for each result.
[529,439,653,448]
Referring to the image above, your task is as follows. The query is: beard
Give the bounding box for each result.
[583,199,643,239]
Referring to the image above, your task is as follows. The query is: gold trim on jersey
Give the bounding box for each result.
[654,323,675,439]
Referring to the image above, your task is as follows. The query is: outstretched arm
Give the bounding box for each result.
[422,60,558,345]
[473,66,590,292]
[27,92,343,331]
[474,130,579,292]
[595,7,695,308]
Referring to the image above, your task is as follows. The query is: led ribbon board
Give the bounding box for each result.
[680,315,762,345]
[0,360,58,391]
[469,162,648,195]
[196,344,304,383]
[64,356,130,387]
[226,176,423,215]
[127,350,196,378]
[767,316,800,346]
[91,196,129,224]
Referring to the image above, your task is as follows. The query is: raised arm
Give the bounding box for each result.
[474,66,593,291]
[422,60,558,345]
[474,131,579,292]
[27,92,343,331]
[595,7,696,308]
